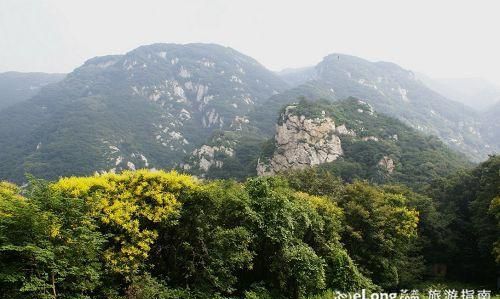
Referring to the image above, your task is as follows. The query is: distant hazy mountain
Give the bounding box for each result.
[277,66,317,86]
[417,75,500,111]
[415,75,500,154]
[271,54,496,161]
[480,101,500,152]
[0,72,65,110]
[0,43,288,182]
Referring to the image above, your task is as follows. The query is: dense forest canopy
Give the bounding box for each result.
[0,155,498,298]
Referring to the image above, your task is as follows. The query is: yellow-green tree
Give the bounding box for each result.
[53,170,196,279]
[340,181,419,288]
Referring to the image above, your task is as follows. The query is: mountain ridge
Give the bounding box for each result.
[0,43,288,182]
[0,43,497,182]
[271,53,495,161]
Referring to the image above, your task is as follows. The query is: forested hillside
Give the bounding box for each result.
[187,98,470,190]
[426,155,500,282]
[0,44,287,183]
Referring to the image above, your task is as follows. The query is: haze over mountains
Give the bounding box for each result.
[0,43,498,183]
[0,72,65,110]
[417,74,500,111]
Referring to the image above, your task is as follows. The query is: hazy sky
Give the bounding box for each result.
[1,0,500,85]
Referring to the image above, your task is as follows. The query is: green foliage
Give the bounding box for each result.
[288,98,333,120]
[123,274,191,299]
[491,196,500,263]
[1,160,498,298]
[284,168,345,198]
[244,285,275,299]
[283,170,420,289]
[333,182,419,288]
[246,177,328,297]
[0,179,105,299]
[426,155,500,283]
[381,185,443,284]
[276,243,326,298]
[152,180,255,294]
[245,177,372,297]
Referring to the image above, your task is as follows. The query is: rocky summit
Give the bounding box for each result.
[257,105,343,175]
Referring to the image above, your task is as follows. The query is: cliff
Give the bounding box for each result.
[257,105,344,175]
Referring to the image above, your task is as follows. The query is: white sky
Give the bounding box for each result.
[1,0,500,85]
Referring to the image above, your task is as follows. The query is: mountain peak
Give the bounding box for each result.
[0,43,287,182]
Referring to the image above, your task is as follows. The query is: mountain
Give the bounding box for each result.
[415,75,500,152]
[0,46,494,183]
[277,66,317,86]
[0,72,65,110]
[417,75,500,111]
[249,80,336,135]
[271,54,495,161]
[480,101,500,151]
[185,98,470,189]
[0,43,288,183]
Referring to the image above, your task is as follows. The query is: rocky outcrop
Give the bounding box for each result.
[378,156,395,173]
[182,144,234,173]
[335,124,356,136]
[257,106,343,175]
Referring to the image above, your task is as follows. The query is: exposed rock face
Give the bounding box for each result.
[335,124,356,136]
[378,156,395,173]
[183,144,234,173]
[257,106,343,175]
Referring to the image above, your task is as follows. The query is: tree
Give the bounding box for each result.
[245,177,372,298]
[426,155,500,284]
[489,196,500,263]
[53,170,194,281]
[340,181,419,288]
[284,169,420,289]
[0,179,105,299]
[152,180,255,294]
